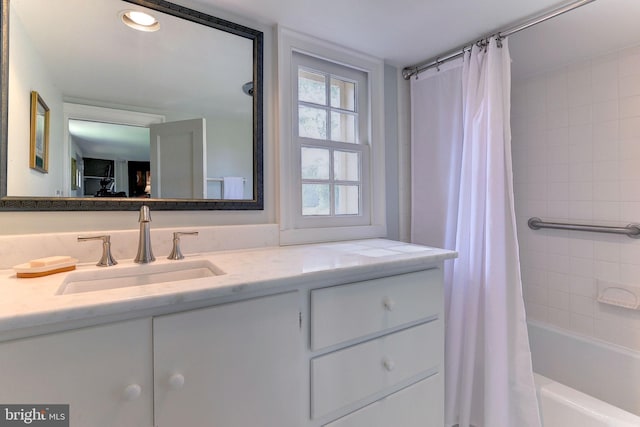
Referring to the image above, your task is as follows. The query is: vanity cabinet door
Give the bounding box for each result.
[0,318,153,427]
[311,321,441,419]
[153,291,302,427]
[324,374,443,427]
[310,269,442,350]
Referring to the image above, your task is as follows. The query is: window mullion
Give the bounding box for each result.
[301,139,364,151]
[302,178,331,184]
[329,106,357,115]
[325,73,331,145]
[298,100,329,109]
[325,73,335,217]
[329,147,334,217]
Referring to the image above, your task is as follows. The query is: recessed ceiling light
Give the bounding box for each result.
[120,10,160,32]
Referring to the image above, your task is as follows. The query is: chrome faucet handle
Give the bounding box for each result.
[78,235,118,267]
[168,232,199,260]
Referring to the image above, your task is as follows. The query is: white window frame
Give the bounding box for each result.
[293,53,369,227]
[277,27,386,245]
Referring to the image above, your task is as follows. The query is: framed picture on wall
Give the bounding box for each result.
[71,157,79,190]
[29,91,50,173]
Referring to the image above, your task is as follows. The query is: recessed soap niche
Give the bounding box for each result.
[597,280,640,310]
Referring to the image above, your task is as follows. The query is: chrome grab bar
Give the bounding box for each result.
[527,217,640,239]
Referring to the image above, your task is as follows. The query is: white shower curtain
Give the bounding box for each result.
[411,38,541,427]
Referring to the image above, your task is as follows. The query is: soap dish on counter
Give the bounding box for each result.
[13,256,78,278]
[597,280,640,310]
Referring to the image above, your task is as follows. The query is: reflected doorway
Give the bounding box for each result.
[128,162,151,198]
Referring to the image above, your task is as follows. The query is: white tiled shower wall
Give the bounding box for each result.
[512,44,640,351]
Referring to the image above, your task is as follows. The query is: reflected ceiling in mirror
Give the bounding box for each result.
[0,0,264,210]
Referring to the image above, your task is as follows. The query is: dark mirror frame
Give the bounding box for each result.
[0,0,263,211]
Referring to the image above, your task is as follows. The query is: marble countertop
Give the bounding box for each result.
[0,239,456,338]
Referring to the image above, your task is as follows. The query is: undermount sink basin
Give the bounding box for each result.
[56,259,224,295]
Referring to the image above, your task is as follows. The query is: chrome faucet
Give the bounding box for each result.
[168,231,199,260]
[134,205,155,264]
[78,235,118,266]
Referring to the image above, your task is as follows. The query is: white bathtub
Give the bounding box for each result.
[529,321,640,426]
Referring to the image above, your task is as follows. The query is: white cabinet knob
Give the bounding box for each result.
[169,373,185,389]
[123,384,142,401]
[382,296,395,311]
[382,357,396,372]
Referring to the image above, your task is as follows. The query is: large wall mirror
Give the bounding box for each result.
[0,0,263,210]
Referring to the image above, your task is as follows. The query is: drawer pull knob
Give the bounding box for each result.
[123,383,142,401]
[169,373,185,390]
[382,357,396,372]
[382,297,395,311]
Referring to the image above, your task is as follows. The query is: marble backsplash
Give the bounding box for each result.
[0,223,279,269]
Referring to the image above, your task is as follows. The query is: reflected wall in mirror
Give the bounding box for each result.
[0,0,263,210]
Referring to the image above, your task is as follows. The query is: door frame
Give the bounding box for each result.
[62,103,165,197]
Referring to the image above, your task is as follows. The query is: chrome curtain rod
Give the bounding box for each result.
[527,217,640,239]
[402,0,597,80]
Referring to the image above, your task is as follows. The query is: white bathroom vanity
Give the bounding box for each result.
[0,239,455,427]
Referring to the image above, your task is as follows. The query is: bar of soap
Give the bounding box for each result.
[28,255,74,268]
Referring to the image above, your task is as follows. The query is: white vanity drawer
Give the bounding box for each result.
[311,320,442,419]
[310,269,442,350]
[324,374,443,427]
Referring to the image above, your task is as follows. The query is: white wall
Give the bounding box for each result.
[7,6,64,197]
[384,64,400,241]
[512,44,640,351]
[206,116,253,199]
[397,70,412,243]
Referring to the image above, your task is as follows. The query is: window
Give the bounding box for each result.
[292,53,370,227]
[278,28,386,244]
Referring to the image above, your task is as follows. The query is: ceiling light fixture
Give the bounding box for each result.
[120,10,160,32]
